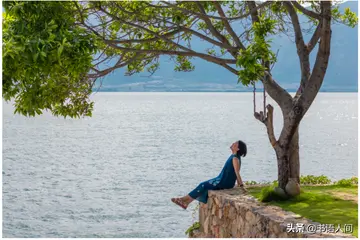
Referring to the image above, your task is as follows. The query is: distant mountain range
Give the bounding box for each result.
[95,1,358,92]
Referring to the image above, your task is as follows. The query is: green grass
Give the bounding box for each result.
[329,187,358,195]
[248,185,358,237]
[300,185,358,195]
[185,222,200,236]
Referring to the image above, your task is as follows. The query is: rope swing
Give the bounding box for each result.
[253,55,280,149]
[253,78,277,148]
[253,80,267,122]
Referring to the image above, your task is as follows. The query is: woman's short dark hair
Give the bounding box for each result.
[236,140,247,157]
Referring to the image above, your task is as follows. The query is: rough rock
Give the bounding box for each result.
[190,189,354,238]
[274,187,288,199]
[285,178,301,196]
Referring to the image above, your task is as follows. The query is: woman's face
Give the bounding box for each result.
[230,141,239,153]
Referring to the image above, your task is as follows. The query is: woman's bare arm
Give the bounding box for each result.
[232,156,243,187]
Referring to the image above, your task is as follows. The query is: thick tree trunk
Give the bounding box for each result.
[276,127,300,190]
[289,128,300,184]
[276,149,290,190]
[255,104,299,190]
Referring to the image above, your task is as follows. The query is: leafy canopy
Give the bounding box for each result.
[3,1,97,117]
[2,1,358,118]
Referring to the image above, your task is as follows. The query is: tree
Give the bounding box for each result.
[3,1,357,192]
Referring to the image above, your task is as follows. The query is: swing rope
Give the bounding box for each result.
[253,81,267,121]
[253,82,256,115]
[263,82,267,117]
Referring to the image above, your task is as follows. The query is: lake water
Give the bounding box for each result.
[2,92,358,237]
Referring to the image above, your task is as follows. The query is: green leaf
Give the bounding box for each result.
[32,52,39,62]
[57,44,64,58]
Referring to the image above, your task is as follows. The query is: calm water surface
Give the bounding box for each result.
[3,92,358,237]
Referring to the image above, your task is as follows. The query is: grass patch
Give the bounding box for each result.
[300,174,332,184]
[258,185,289,202]
[245,176,358,186]
[248,185,358,237]
[185,222,200,236]
[328,187,358,195]
[335,177,358,187]
[301,185,358,195]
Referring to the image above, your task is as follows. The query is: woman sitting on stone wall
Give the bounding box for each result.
[171,140,247,210]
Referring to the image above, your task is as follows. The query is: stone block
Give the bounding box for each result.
[236,215,244,228]
[245,211,255,223]
[228,208,236,220]
[214,196,220,206]
[211,205,216,215]
[219,227,229,238]
[218,208,223,219]
[212,216,221,226]
[203,216,210,235]
[207,199,213,209]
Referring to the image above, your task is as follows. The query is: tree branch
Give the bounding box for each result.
[180,27,237,51]
[263,72,293,110]
[146,11,239,53]
[299,1,332,113]
[105,29,183,44]
[95,2,239,57]
[307,22,322,53]
[92,54,112,67]
[98,7,193,53]
[246,1,260,22]
[255,104,279,149]
[284,2,311,98]
[75,2,239,77]
[110,46,236,64]
[195,2,238,58]
[292,1,321,20]
[150,13,240,52]
[145,2,182,9]
[283,2,306,52]
[218,64,239,75]
[105,45,238,75]
[162,1,272,21]
[264,105,278,148]
[88,53,143,78]
[212,2,245,50]
[279,2,332,149]
[97,5,237,54]
[247,1,292,110]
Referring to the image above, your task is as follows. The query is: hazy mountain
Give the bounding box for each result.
[96,1,358,92]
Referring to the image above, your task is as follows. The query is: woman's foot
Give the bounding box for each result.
[171,198,188,210]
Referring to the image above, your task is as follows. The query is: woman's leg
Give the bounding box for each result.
[172,181,217,209]
[180,195,194,205]
[171,195,194,210]
[187,181,217,203]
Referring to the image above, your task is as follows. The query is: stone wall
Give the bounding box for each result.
[190,188,354,238]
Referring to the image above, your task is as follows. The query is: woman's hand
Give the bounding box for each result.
[237,184,248,193]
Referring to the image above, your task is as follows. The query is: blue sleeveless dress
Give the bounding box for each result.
[188,154,241,203]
